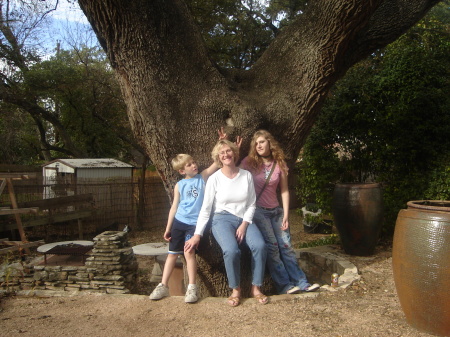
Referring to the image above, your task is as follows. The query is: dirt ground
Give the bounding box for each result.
[0,213,433,337]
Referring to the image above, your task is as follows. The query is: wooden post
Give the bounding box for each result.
[0,179,6,195]
[4,178,30,254]
[1,174,37,254]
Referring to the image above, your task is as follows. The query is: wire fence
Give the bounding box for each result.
[1,174,170,241]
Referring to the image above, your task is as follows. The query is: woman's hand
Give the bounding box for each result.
[281,217,289,231]
[236,222,249,243]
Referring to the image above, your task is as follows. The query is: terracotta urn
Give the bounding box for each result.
[392,200,450,336]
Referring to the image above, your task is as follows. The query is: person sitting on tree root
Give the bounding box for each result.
[185,139,269,307]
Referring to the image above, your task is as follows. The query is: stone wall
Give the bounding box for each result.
[1,231,138,294]
[296,245,360,289]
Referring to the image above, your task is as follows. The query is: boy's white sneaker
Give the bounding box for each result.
[149,283,169,300]
[185,287,198,303]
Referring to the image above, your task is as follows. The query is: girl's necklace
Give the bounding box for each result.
[263,161,274,179]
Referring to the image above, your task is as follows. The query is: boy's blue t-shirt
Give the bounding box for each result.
[174,174,206,226]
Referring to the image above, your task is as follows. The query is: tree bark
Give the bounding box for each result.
[78,0,439,188]
[78,0,439,296]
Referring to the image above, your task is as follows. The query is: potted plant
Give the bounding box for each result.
[298,203,332,234]
[295,153,336,235]
[300,203,321,233]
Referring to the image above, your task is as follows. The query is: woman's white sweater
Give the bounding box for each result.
[194,168,256,236]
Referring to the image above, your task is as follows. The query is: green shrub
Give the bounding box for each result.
[296,6,450,237]
[424,156,450,200]
[296,234,339,249]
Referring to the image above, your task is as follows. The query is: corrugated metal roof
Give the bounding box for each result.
[44,158,133,169]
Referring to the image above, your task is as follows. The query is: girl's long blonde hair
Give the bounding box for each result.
[247,130,288,175]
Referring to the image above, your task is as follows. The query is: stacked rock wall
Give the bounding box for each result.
[85,231,138,294]
[2,231,138,294]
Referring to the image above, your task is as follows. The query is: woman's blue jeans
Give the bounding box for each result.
[211,211,267,289]
[253,207,310,293]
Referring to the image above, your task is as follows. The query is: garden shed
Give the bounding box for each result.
[42,158,134,199]
[43,158,133,183]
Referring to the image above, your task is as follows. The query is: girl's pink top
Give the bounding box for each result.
[241,156,287,209]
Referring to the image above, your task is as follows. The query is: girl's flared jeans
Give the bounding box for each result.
[253,207,310,293]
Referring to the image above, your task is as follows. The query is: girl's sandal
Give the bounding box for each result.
[253,293,269,305]
[227,296,240,307]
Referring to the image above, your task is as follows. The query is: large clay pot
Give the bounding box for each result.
[332,183,383,256]
[392,200,450,336]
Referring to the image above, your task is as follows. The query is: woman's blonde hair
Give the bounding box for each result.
[171,154,193,171]
[247,130,288,175]
[211,139,239,168]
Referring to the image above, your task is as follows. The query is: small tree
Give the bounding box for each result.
[0,1,145,163]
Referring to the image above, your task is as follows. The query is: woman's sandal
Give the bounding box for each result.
[227,296,240,307]
[253,293,269,305]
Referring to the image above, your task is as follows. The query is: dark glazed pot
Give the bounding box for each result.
[332,183,383,256]
[392,200,450,337]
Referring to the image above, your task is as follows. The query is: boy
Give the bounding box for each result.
[149,128,240,302]
[149,153,218,303]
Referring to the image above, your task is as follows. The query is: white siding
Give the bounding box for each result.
[76,168,132,179]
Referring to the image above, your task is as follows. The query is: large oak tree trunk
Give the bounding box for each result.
[78,0,439,297]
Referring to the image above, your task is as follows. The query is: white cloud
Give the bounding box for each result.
[50,1,89,25]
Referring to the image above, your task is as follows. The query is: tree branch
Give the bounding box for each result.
[30,114,76,159]
[344,0,441,68]
[0,4,28,71]
[0,82,86,158]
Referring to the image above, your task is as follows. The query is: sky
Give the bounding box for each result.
[49,1,88,24]
[42,1,97,54]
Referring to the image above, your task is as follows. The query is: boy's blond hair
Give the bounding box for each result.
[171,154,194,171]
